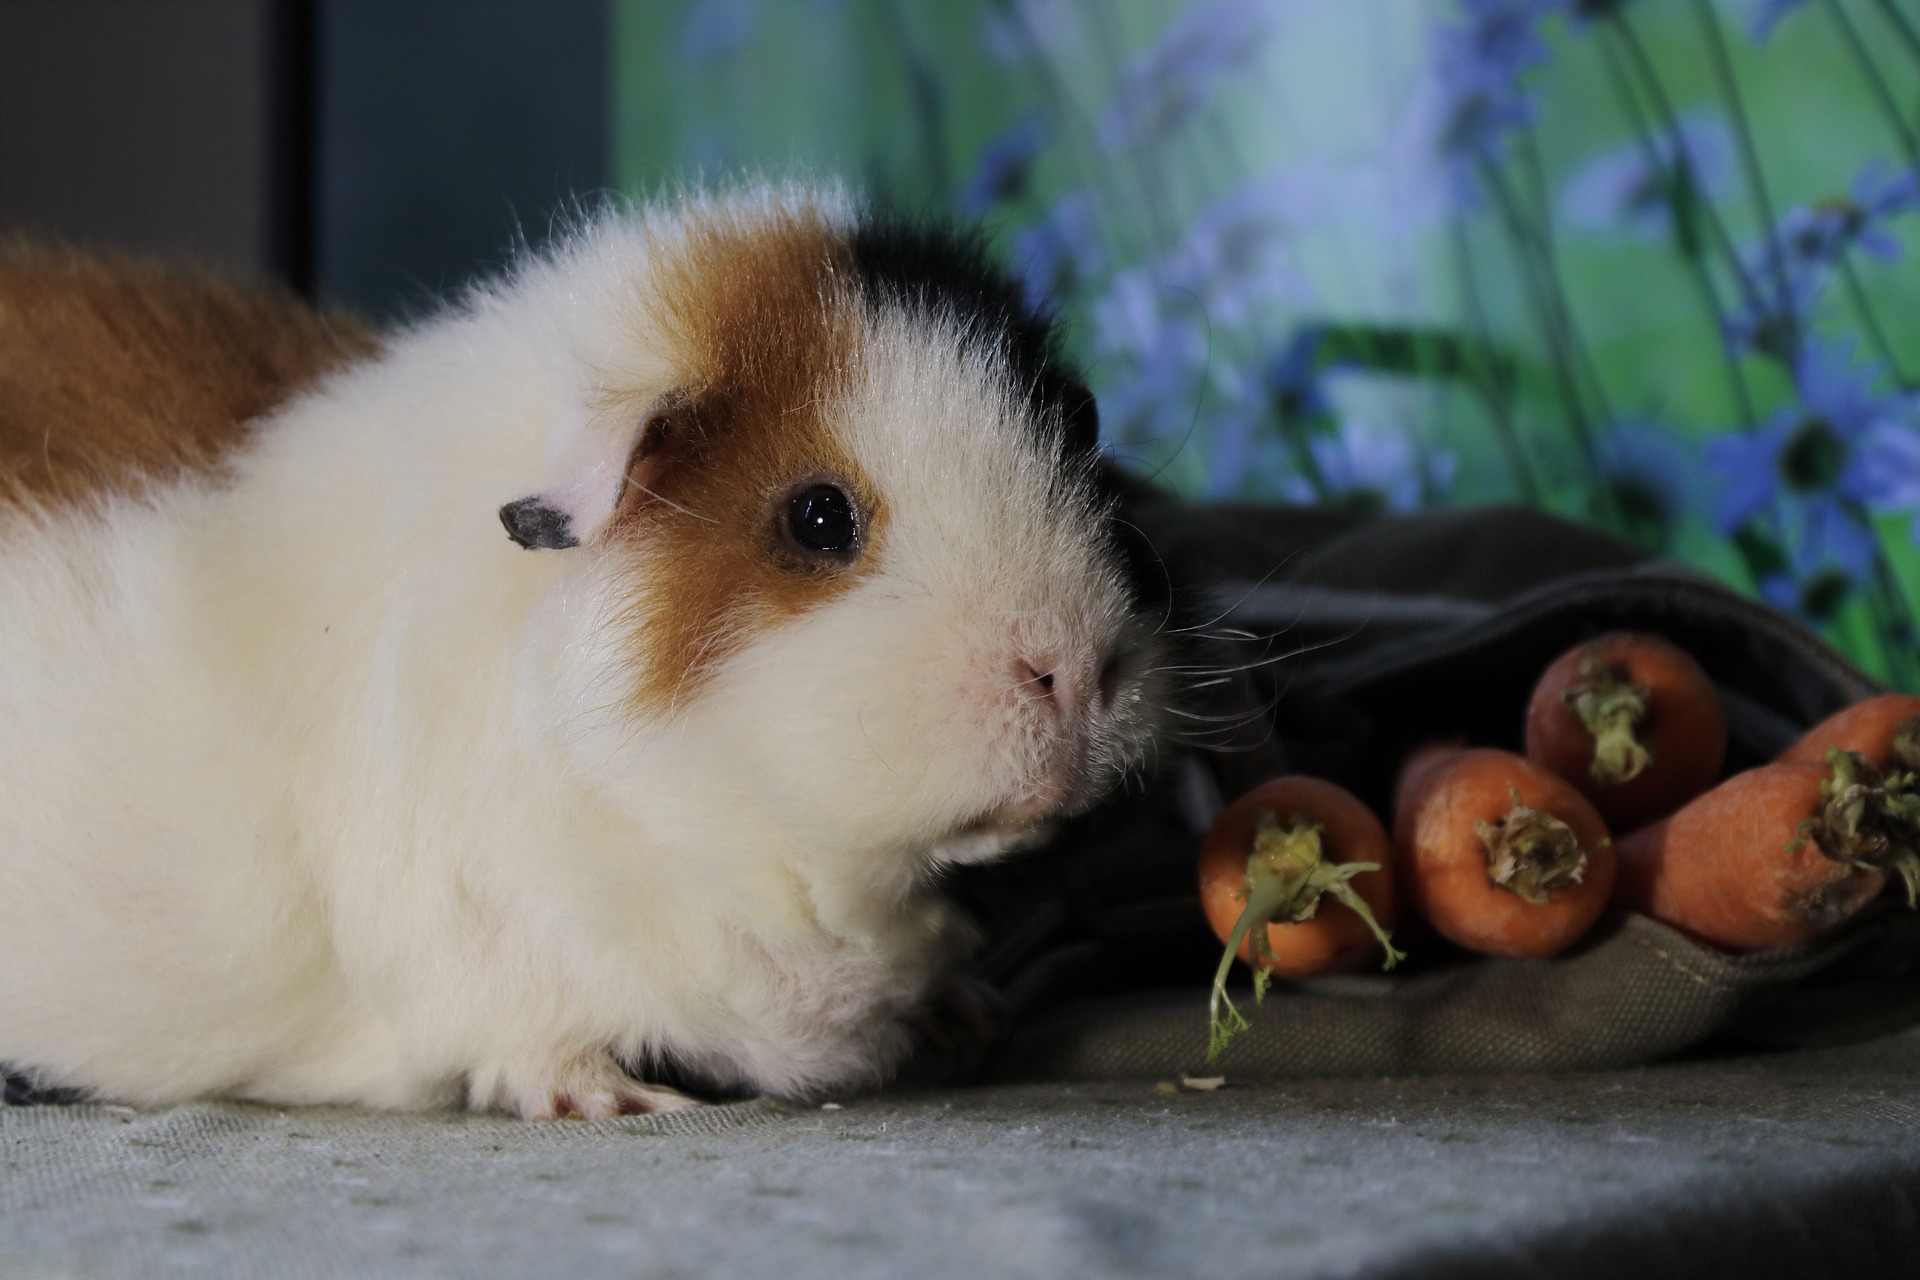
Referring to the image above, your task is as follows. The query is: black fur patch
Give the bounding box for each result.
[846,212,1099,459]
[2,1066,82,1106]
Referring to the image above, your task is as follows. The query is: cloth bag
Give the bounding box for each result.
[914,501,1920,1086]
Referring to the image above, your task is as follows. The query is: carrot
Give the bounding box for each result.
[1197,776,1401,1060]
[1393,746,1615,958]
[1614,749,1920,952]
[1525,631,1726,830]
[1779,694,1920,771]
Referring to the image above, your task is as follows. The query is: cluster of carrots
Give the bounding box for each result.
[1202,630,1920,1060]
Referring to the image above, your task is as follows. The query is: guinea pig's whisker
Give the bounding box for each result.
[1110,516,1178,635]
[1161,554,1305,638]
[1168,628,1359,676]
[856,706,899,778]
[627,479,718,523]
[1161,705,1272,725]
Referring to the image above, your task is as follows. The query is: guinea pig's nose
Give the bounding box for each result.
[1013,656,1071,717]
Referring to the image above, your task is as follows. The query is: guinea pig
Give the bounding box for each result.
[0,186,1165,1119]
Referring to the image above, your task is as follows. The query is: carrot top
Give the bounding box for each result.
[1895,718,1920,773]
[1565,650,1653,787]
[1206,809,1403,1062]
[1796,747,1920,906]
[1474,788,1592,905]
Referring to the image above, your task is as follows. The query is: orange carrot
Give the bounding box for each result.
[1779,694,1920,771]
[1614,750,1920,952]
[1525,631,1726,830]
[1198,776,1400,1059]
[1393,746,1614,959]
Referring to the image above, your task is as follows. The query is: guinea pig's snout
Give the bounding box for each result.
[1011,647,1125,721]
[958,635,1141,834]
[1012,654,1067,716]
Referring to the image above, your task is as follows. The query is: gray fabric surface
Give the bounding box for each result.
[8,1032,1920,1279]
[985,909,1920,1085]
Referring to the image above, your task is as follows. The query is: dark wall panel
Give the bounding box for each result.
[317,0,609,318]
[0,0,284,277]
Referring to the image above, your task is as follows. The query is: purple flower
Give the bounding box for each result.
[1852,419,1920,542]
[1157,175,1311,324]
[1756,501,1882,621]
[1708,339,1916,615]
[1279,419,1456,512]
[1559,115,1734,242]
[959,116,1049,216]
[1776,162,1920,268]
[1096,0,1273,152]
[1427,0,1566,204]
[1095,340,1209,450]
[1086,174,1306,365]
[1720,269,1822,361]
[1012,190,1103,309]
[1726,163,1920,360]
[1088,271,1210,447]
[1265,327,1339,422]
[1708,338,1918,528]
[1203,408,1268,499]
[1594,423,1702,547]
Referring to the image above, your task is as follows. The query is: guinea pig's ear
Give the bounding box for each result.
[498,392,686,551]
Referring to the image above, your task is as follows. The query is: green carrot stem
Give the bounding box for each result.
[1791,748,1920,909]
[1892,718,1920,773]
[1205,811,1401,1063]
[1321,879,1405,970]
[1565,650,1653,787]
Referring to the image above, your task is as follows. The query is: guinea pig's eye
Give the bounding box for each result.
[784,483,860,558]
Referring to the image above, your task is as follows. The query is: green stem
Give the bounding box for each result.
[1869,554,1920,691]
[1868,0,1920,71]
[1451,221,1543,502]
[1478,158,1604,476]
[1565,650,1654,787]
[1205,811,1402,1063]
[1594,19,1760,432]
[1840,495,1920,690]
[1688,0,1801,362]
[1612,11,1774,351]
[1797,747,1920,906]
[874,0,951,206]
[1893,717,1920,771]
[1518,126,1620,431]
[1837,253,1906,380]
[1825,0,1920,175]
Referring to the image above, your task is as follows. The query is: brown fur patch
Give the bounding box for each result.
[608,204,884,717]
[0,241,378,510]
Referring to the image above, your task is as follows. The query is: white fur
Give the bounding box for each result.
[0,188,1160,1117]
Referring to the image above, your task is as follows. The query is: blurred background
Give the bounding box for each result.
[2,0,1917,687]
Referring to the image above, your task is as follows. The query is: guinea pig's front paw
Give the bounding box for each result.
[468,1052,702,1121]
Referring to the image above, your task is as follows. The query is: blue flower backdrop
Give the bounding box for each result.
[614,0,1920,688]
